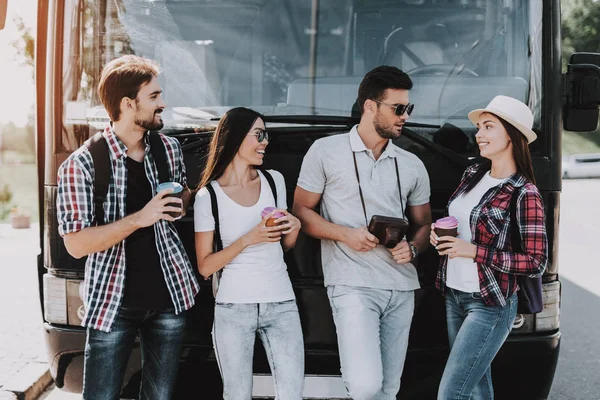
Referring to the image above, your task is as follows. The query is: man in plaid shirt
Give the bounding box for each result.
[57,55,199,399]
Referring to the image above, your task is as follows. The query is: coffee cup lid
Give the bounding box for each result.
[157,182,183,193]
[435,216,459,229]
[261,207,285,218]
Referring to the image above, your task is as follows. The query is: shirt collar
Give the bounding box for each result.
[349,125,396,158]
[464,163,528,189]
[103,124,151,160]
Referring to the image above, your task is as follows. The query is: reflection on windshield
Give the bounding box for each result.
[62,0,541,132]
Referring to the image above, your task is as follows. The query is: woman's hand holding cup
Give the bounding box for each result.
[242,210,284,247]
[270,208,301,235]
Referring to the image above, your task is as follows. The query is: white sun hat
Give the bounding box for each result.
[468,95,537,144]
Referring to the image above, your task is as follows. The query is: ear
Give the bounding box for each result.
[120,97,134,113]
[363,99,376,115]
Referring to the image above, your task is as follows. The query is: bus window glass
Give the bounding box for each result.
[60,0,542,156]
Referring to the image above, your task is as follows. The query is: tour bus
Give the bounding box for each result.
[2,0,600,398]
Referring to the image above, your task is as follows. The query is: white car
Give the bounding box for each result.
[562,153,600,179]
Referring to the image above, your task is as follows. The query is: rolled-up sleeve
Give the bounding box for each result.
[57,157,94,236]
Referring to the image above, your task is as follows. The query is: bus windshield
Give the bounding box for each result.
[61,0,542,147]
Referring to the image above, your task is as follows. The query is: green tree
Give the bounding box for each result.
[562,0,600,68]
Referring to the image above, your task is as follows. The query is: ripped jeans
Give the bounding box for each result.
[212,299,305,400]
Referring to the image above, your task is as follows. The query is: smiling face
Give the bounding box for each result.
[132,76,166,131]
[372,88,410,139]
[237,118,267,166]
[475,112,514,160]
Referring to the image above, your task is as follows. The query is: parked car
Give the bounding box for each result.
[562,153,600,179]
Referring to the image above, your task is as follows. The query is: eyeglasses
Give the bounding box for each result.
[248,129,270,143]
[372,100,414,116]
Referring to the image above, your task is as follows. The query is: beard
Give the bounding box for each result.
[373,112,401,139]
[135,110,164,131]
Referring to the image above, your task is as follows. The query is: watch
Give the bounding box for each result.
[408,242,419,261]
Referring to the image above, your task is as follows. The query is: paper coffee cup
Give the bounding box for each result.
[157,182,184,218]
[261,207,285,227]
[434,216,459,244]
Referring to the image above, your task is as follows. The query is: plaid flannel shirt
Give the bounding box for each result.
[435,163,548,307]
[57,127,200,332]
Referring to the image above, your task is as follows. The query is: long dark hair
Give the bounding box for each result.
[198,107,263,189]
[464,114,536,193]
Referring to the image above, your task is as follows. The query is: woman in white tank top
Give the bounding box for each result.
[194,107,304,399]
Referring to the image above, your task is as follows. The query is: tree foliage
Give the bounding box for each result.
[562,0,600,66]
[10,15,35,78]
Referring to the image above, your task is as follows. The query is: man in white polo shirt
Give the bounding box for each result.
[293,66,432,400]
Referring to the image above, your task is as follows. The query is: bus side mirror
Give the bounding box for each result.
[0,0,7,31]
[564,52,600,132]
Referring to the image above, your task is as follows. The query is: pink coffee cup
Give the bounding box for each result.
[261,207,286,227]
[434,216,459,244]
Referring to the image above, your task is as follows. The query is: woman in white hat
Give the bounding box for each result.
[430,95,549,399]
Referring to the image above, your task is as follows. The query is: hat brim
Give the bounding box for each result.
[468,108,537,144]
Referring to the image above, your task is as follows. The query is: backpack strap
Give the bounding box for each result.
[260,169,278,207]
[149,131,170,184]
[84,132,110,226]
[205,183,223,252]
[509,187,522,252]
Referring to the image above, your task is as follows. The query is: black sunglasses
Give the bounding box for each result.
[249,129,270,143]
[373,100,415,116]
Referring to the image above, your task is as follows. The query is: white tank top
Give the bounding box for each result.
[446,171,505,293]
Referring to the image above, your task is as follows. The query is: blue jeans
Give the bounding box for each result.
[327,285,415,400]
[438,288,518,400]
[212,299,305,400]
[82,307,186,400]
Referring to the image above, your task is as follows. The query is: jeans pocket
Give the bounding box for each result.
[272,299,296,305]
[272,299,298,313]
[329,285,352,299]
[215,302,235,308]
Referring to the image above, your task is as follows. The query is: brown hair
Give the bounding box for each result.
[97,55,160,122]
[198,107,263,189]
[465,114,536,192]
[499,117,536,184]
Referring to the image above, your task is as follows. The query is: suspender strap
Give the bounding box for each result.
[352,151,404,225]
[205,183,223,252]
[85,132,110,226]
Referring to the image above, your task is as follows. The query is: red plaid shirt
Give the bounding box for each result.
[57,127,200,332]
[435,164,548,307]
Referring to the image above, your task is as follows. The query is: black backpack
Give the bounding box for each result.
[509,187,544,314]
[84,131,170,225]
